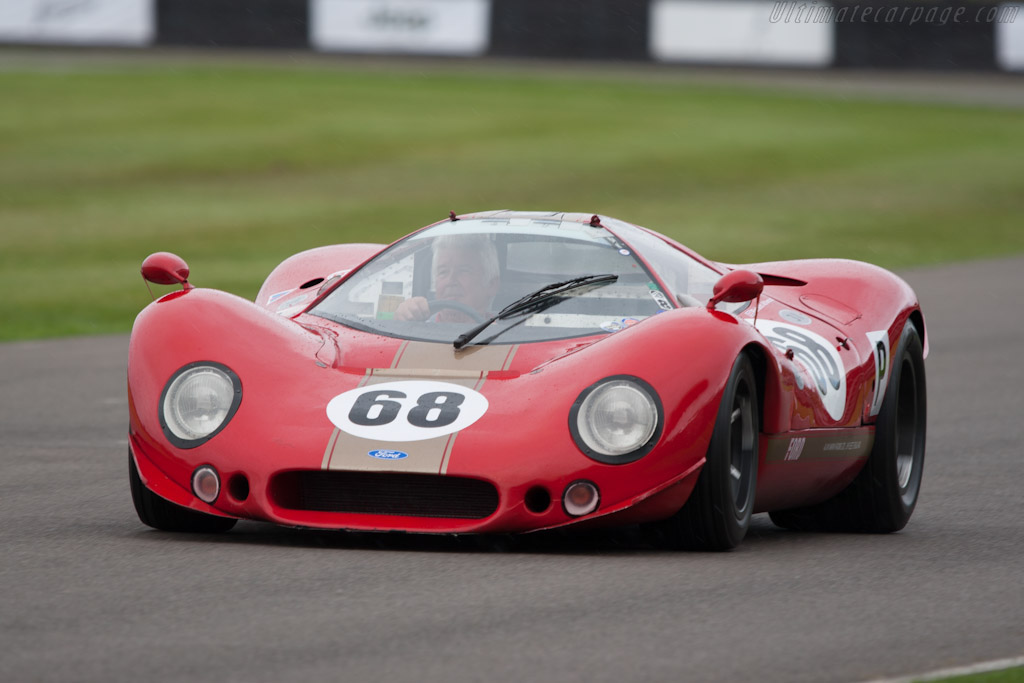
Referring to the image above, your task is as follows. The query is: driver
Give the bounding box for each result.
[395,234,500,323]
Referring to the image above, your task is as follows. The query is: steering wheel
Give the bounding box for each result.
[426,299,486,323]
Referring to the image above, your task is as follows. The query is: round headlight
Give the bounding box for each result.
[161,363,241,447]
[571,377,661,464]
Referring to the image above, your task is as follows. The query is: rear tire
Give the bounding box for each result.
[656,354,760,551]
[129,453,236,533]
[769,324,926,533]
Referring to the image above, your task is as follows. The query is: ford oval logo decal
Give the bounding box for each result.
[368,449,408,460]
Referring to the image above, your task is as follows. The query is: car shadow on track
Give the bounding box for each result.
[127,513,805,556]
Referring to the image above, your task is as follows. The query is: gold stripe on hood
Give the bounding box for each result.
[393,341,518,372]
[321,344,515,474]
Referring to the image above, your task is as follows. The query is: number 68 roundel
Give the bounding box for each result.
[326,380,490,442]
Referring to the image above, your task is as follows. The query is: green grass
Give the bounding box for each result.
[1,58,1023,340]
[926,665,1024,682]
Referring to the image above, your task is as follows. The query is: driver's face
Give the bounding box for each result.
[434,247,497,314]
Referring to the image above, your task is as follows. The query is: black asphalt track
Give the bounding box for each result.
[1,256,1022,682]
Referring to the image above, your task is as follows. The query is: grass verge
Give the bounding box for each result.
[918,664,1024,682]
[1,55,1022,340]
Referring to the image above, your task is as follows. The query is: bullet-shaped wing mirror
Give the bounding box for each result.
[707,269,763,310]
[141,252,192,290]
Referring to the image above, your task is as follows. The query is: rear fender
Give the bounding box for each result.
[255,244,384,312]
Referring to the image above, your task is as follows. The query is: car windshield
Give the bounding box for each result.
[310,217,676,345]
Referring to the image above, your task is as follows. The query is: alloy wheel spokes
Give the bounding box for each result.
[895,360,919,492]
[730,389,754,510]
[897,454,914,489]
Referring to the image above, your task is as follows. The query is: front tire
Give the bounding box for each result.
[770,323,926,533]
[656,354,760,551]
[129,453,237,533]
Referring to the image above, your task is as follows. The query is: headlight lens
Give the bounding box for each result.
[161,363,241,447]
[571,377,661,464]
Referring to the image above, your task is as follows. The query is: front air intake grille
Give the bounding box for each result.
[271,471,499,519]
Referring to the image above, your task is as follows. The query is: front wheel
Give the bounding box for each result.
[654,354,760,551]
[129,453,236,533]
[770,323,926,533]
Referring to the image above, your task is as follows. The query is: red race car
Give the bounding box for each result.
[128,210,926,550]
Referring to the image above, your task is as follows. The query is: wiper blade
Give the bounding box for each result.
[453,273,618,350]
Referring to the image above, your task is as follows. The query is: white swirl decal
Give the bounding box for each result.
[756,320,847,421]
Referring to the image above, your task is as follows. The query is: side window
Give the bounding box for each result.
[685,262,723,305]
[338,245,422,320]
[606,222,719,305]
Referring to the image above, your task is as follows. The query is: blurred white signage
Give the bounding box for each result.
[996,3,1024,70]
[312,0,490,55]
[650,0,833,66]
[0,0,153,45]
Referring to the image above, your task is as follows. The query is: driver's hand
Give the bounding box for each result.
[395,296,430,321]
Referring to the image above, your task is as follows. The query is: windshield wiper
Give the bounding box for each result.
[453,274,618,349]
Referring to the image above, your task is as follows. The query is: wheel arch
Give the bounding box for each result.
[907,308,927,358]
[742,342,768,433]
[255,243,385,309]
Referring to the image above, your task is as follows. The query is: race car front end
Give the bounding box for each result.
[127,285,750,535]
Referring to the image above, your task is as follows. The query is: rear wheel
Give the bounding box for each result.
[129,453,236,533]
[770,324,926,533]
[655,354,759,551]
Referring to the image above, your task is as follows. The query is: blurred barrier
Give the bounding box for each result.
[156,0,308,48]
[650,0,833,67]
[311,0,490,56]
[832,0,1000,69]
[996,2,1024,68]
[488,0,649,60]
[648,0,1022,71]
[0,0,154,46]
[0,0,1020,72]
